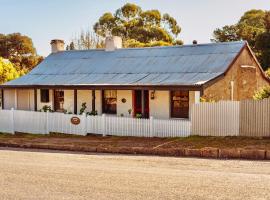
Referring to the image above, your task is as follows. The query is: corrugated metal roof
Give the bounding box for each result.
[4,41,246,86]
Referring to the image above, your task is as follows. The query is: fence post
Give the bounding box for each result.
[102,114,106,137]
[46,110,50,134]
[83,113,87,136]
[11,108,15,134]
[150,116,154,137]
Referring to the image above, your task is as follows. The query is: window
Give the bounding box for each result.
[102,90,117,114]
[40,89,50,103]
[171,91,189,118]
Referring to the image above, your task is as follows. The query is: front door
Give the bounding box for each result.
[171,91,189,118]
[54,90,64,112]
[133,90,149,118]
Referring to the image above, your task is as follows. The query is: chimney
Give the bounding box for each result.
[105,36,122,51]
[193,40,198,45]
[50,39,65,53]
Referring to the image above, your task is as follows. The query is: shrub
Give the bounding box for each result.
[86,110,98,116]
[79,102,87,115]
[40,105,53,112]
[253,86,270,100]
[266,68,270,78]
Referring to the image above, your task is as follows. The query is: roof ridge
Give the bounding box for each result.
[54,41,246,54]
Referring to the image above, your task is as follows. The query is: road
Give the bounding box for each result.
[0,148,269,200]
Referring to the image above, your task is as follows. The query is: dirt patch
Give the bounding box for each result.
[0,133,270,160]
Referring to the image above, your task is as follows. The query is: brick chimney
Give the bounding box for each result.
[105,36,122,51]
[50,39,65,53]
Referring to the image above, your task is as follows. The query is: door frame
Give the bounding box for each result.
[132,90,149,118]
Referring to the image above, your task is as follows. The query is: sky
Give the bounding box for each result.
[1,0,270,56]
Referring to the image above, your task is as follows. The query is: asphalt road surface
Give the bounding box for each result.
[0,148,270,200]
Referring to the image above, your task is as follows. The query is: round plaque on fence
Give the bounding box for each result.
[71,117,80,125]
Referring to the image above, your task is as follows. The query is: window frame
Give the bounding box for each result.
[40,89,50,103]
[102,90,117,114]
[170,90,189,119]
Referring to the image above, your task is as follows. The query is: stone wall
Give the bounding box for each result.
[203,47,270,101]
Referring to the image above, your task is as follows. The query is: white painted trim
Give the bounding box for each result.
[230,81,234,101]
[241,65,256,69]
[195,91,200,104]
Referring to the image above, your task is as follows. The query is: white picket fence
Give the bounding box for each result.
[0,109,191,137]
[1,99,268,138]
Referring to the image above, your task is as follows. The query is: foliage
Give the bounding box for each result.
[39,105,53,112]
[200,97,216,103]
[67,30,104,50]
[86,110,98,116]
[253,86,270,100]
[213,10,270,70]
[0,33,43,71]
[79,102,87,115]
[93,3,182,47]
[212,25,240,42]
[266,68,270,78]
[255,11,270,69]
[135,113,142,118]
[213,10,265,46]
[0,57,20,84]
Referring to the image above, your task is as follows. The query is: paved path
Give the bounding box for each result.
[0,148,270,200]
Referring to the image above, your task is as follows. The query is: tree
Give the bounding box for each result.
[0,57,21,84]
[266,68,270,78]
[213,10,265,46]
[66,41,75,50]
[213,10,270,70]
[255,11,270,69]
[213,25,240,42]
[93,3,182,47]
[67,30,104,50]
[0,33,43,71]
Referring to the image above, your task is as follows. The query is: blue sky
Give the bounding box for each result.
[1,0,270,56]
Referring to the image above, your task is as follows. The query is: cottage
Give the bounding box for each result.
[0,37,269,119]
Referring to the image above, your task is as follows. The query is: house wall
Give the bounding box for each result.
[77,90,92,113]
[63,90,74,113]
[17,89,35,111]
[149,90,170,119]
[6,89,199,119]
[95,90,102,115]
[203,47,270,101]
[117,90,133,117]
[3,89,35,111]
[3,89,15,110]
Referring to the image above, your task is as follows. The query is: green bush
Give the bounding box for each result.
[40,105,53,112]
[253,86,270,100]
[266,68,270,78]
